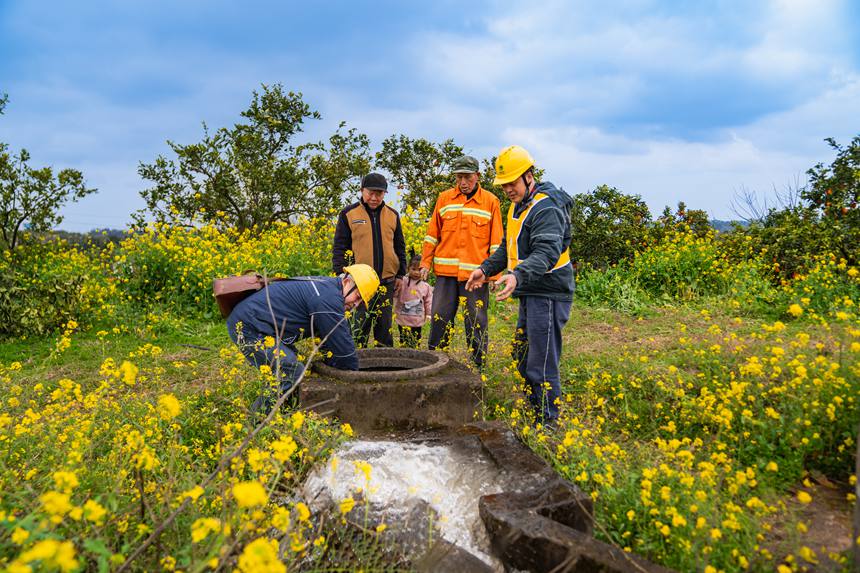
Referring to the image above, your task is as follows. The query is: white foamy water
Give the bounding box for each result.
[301,439,508,568]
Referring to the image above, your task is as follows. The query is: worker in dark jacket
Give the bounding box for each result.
[227,264,379,414]
[332,172,407,347]
[466,146,574,428]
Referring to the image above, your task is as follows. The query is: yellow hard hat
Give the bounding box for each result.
[343,264,380,306]
[493,145,535,185]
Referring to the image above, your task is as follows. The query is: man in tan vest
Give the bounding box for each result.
[332,173,407,347]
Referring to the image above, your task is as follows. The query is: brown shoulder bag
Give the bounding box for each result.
[212,271,287,318]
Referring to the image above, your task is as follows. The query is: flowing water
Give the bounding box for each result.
[301,438,510,569]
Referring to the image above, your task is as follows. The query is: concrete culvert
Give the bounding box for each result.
[303,348,481,434]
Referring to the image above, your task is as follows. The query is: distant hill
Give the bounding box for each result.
[51,228,129,249]
[710,219,748,233]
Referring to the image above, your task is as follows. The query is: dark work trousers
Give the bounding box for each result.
[398,325,423,348]
[228,327,302,415]
[352,280,395,347]
[512,296,572,423]
[428,276,488,367]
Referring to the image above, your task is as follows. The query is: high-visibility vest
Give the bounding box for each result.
[506,192,571,272]
[421,186,504,281]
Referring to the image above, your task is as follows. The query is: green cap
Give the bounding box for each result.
[451,155,479,174]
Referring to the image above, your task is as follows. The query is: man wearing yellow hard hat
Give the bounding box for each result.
[466,146,574,429]
[226,264,379,414]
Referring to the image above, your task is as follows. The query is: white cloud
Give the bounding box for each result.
[413,0,853,124]
[3,0,858,230]
[496,73,860,218]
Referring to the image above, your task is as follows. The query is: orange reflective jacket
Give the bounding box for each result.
[421,186,504,281]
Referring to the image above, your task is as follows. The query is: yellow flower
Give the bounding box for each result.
[157,394,182,421]
[354,460,372,482]
[271,507,291,532]
[263,336,276,348]
[798,545,818,564]
[290,410,305,430]
[17,539,79,572]
[160,555,176,571]
[117,360,138,386]
[52,471,79,493]
[797,491,812,504]
[232,481,268,508]
[295,502,311,522]
[191,517,222,543]
[710,528,722,540]
[766,461,779,472]
[10,527,29,545]
[83,499,108,525]
[270,436,298,462]
[339,496,356,515]
[179,485,205,502]
[290,532,307,553]
[341,423,353,437]
[787,303,803,317]
[236,538,285,573]
[40,491,72,520]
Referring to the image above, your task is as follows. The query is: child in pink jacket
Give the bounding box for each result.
[395,255,433,348]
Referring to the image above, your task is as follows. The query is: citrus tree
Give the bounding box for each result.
[137,84,371,232]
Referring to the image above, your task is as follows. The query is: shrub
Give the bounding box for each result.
[569,185,652,269]
[0,239,112,337]
[775,254,860,320]
[630,229,734,300]
[574,266,651,314]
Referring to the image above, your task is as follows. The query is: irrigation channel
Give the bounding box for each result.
[297,348,673,573]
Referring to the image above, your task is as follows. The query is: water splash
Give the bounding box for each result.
[302,439,509,569]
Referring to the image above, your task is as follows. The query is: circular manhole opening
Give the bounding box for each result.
[313,348,450,382]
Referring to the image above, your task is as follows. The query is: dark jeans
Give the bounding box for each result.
[512,296,572,423]
[352,280,394,347]
[398,325,422,348]
[427,276,488,367]
[228,326,302,415]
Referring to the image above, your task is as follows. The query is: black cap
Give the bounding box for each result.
[361,172,388,192]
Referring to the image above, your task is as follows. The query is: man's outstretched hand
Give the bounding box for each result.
[465,268,486,291]
[494,273,517,301]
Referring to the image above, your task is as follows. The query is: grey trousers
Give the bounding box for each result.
[427,276,488,367]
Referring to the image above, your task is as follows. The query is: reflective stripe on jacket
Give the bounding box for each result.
[420,186,504,281]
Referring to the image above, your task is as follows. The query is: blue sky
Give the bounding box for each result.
[1,0,858,230]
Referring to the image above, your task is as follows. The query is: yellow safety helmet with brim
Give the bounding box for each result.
[343,264,380,307]
[493,145,535,185]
